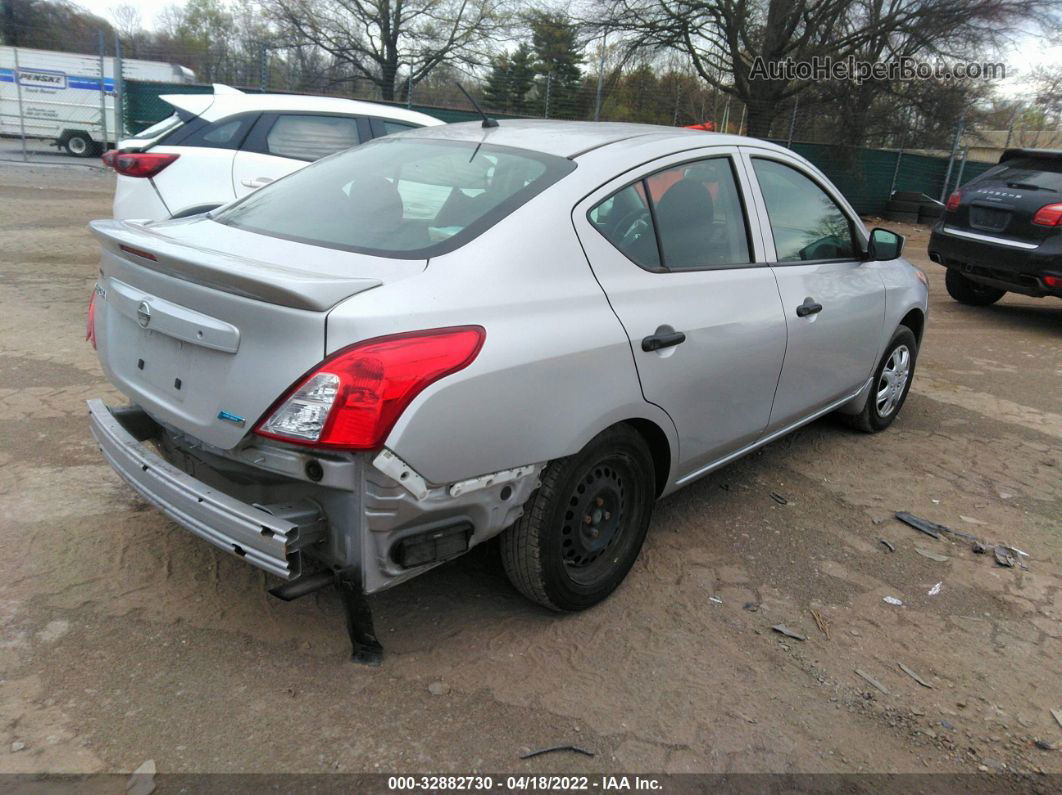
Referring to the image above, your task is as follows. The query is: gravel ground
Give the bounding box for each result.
[0,163,1059,783]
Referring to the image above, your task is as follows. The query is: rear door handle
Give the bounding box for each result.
[641,330,686,352]
[796,297,823,317]
[241,176,274,189]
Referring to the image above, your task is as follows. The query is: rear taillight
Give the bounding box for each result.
[255,326,486,450]
[945,191,961,212]
[1044,274,1062,288]
[113,152,179,178]
[101,149,117,168]
[86,289,97,349]
[1032,203,1062,227]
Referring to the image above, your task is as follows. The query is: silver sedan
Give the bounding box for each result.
[86,120,927,662]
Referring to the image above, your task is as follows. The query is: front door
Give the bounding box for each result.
[741,151,885,429]
[573,150,788,482]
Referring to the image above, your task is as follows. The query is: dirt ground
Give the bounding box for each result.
[0,162,1059,783]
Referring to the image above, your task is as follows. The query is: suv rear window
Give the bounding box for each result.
[979,157,1062,191]
[215,138,575,258]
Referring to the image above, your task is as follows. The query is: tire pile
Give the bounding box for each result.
[884,191,944,225]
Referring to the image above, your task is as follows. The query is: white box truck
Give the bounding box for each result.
[0,45,194,157]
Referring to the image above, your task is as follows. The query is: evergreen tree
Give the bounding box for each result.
[527,10,582,118]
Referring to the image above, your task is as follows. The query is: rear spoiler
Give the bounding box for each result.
[157,85,242,121]
[999,148,1062,164]
[88,220,382,312]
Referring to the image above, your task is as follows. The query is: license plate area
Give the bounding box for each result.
[969,204,1010,232]
[135,327,194,402]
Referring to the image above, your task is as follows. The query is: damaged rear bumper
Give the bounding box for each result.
[88,399,324,579]
[88,399,544,591]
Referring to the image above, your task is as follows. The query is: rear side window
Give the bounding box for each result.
[382,120,415,135]
[266,114,362,161]
[173,113,258,150]
[752,158,856,262]
[977,157,1062,191]
[588,156,752,271]
[216,138,575,258]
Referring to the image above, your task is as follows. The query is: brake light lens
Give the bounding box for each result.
[101,149,117,167]
[945,191,961,212]
[255,326,486,450]
[1032,203,1062,227]
[86,289,97,349]
[1044,274,1062,288]
[113,152,179,178]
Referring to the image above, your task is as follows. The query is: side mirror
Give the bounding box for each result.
[866,228,905,261]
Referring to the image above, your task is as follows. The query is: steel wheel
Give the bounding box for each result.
[500,425,656,611]
[560,457,631,585]
[65,135,89,156]
[875,344,911,418]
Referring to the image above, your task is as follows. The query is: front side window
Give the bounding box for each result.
[752,158,856,262]
[216,138,575,257]
[587,155,752,271]
[266,114,362,161]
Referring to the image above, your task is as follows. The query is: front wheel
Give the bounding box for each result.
[945,269,1005,306]
[845,326,918,433]
[500,425,656,611]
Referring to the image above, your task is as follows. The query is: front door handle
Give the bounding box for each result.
[796,297,823,317]
[641,329,686,352]
[241,176,274,189]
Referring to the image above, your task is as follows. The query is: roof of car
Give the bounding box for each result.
[161,86,443,127]
[402,119,784,158]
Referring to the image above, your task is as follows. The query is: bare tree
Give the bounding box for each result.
[596,0,1056,138]
[263,0,511,101]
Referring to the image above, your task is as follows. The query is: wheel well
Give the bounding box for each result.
[900,308,925,345]
[622,419,671,496]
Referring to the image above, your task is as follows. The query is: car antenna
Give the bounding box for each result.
[456,83,498,128]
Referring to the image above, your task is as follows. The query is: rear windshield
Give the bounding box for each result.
[215,138,576,258]
[978,157,1062,192]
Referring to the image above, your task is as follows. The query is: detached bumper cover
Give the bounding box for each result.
[87,399,316,579]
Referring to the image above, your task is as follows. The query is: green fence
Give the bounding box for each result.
[777,142,996,215]
[123,79,994,217]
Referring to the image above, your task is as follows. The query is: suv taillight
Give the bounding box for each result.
[113,152,179,178]
[945,191,961,212]
[1032,203,1062,227]
[86,289,97,349]
[101,149,117,168]
[255,327,486,450]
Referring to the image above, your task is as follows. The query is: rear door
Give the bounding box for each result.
[741,149,885,430]
[232,112,365,198]
[573,148,788,481]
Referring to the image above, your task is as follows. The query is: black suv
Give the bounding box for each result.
[928,148,1062,305]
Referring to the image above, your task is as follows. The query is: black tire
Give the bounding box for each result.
[61,132,97,158]
[892,191,927,203]
[886,199,920,213]
[919,205,943,221]
[500,425,656,611]
[945,269,1006,306]
[845,326,918,433]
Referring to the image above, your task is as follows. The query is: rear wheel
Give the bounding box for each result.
[500,425,655,611]
[845,326,918,433]
[945,269,1005,306]
[61,132,98,158]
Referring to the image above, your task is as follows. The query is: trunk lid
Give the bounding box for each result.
[90,218,424,449]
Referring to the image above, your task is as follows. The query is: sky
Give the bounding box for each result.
[74,0,1058,100]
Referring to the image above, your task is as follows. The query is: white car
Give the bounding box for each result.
[103,85,443,221]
